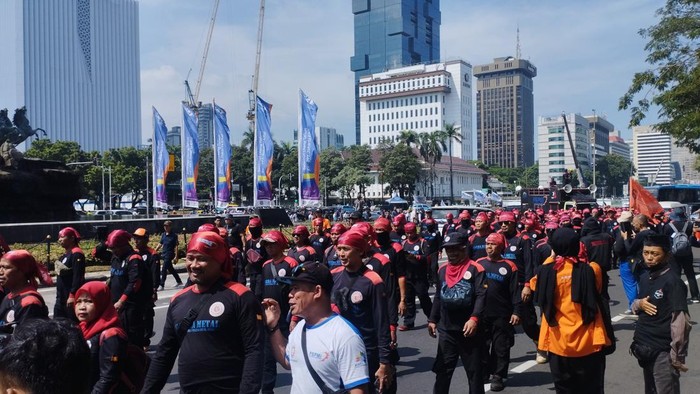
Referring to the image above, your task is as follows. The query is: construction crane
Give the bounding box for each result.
[184,0,220,108]
[246,0,266,127]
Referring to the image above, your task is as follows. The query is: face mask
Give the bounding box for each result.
[376,232,391,245]
[250,227,263,238]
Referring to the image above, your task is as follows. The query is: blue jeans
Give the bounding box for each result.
[619,261,637,309]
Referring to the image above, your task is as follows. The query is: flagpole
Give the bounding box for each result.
[253,97,258,207]
[181,103,186,210]
[151,107,156,214]
[213,100,218,210]
[298,90,302,208]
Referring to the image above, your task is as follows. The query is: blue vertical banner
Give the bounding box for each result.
[181,102,199,208]
[152,107,169,209]
[298,89,321,206]
[213,102,231,209]
[254,96,274,205]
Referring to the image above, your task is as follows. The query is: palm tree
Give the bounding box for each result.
[397,130,419,147]
[441,123,462,201]
[418,132,447,199]
[241,127,255,150]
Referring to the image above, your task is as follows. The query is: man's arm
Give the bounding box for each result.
[237,290,265,394]
[670,280,691,369]
[262,298,290,370]
[142,306,181,393]
[117,256,142,307]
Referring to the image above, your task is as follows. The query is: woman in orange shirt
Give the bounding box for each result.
[530,227,612,394]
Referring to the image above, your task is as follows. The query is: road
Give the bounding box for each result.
[39,263,700,393]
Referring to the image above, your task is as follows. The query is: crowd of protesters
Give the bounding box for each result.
[0,203,696,394]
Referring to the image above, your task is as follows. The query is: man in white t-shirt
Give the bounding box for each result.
[263,262,369,394]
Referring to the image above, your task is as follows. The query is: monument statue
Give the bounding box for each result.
[0,106,79,223]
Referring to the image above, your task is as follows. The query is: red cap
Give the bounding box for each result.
[475,212,488,222]
[187,231,232,278]
[446,213,454,220]
[292,225,310,237]
[545,221,559,230]
[312,218,323,226]
[351,222,375,242]
[198,223,217,233]
[374,217,392,232]
[1,250,53,287]
[498,212,516,223]
[485,232,506,249]
[459,210,471,220]
[105,230,132,249]
[261,230,288,245]
[337,230,370,253]
[248,217,262,227]
[404,222,417,233]
[58,227,81,240]
[330,223,347,234]
[392,214,406,225]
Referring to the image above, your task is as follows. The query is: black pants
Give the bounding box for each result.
[671,255,699,298]
[481,316,515,379]
[549,351,605,394]
[54,280,77,321]
[160,255,182,287]
[119,304,145,347]
[143,299,155,347]
[403,278,432,326]
[521,300,540,342]
[433,329,484,394]
[428,252,439,285]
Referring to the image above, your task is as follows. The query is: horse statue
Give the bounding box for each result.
[6,106,46,145]
[0,108,14,146]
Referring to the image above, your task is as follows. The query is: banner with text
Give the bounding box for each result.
[254,96,274,205]
[152,107,169,209]
[298,90,321,206]
[181,103,199,208]
[213,103,231,209]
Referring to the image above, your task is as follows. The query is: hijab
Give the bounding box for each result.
[75,282,123,340]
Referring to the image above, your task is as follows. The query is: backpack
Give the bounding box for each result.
[669,222,692,256]
[120,343,150,393]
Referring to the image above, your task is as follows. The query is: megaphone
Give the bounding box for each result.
[563,184,573,194]
[588,184,597,193]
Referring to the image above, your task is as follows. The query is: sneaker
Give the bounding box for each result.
[490,376,505,392]
[535,350,549,364]
[398,325,414,331]
[688,297,700,304]
[172,283,184,289]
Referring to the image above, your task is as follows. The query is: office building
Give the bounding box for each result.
[197,103,214,151]
[632,125,673,185]
[608,130,631,161]
[359,60,473,160]
[670,137,699,183]
[475,56,537,168]
[584,114,613,163]
[167,126,181,147]
[0,0,141,152]
[537,113,592,187]
[315,127,345,150]
[351,0,441,145]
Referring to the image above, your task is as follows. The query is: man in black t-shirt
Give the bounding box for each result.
[155,220,183,290]
[631,234,691,394]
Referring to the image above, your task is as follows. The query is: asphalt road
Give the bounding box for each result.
[39,262,700,393]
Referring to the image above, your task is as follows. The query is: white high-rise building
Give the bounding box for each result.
[608,130,631,161]
[537,114,592,186]
[0,0,141,152]
[359,60,473,160]
[632,125,673,185]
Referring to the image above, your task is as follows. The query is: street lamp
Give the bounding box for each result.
[591,109,597,199]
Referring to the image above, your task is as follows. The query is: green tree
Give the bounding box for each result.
[379,142,421,199]
[241,127,255,151]
[397,130,419,147]
[439,123,462,200]
[24,139,91,163]
[320,148,344,203]
[596,154,635,196]
[277,145,298,204]
[334,166,372,201]
[195,148,214,202]
[619,0,700,153]
[345,144,372,171]
[418,132,447,199]
[231,144,254,204]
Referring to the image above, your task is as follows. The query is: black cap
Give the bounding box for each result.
[442,232,468,248]
[276,262,334,294]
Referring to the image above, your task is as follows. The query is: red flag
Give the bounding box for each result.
[629,177,663,218]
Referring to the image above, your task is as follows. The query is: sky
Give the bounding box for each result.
[133,0,662,149]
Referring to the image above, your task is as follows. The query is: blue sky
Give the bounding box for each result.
[138,0,661,149]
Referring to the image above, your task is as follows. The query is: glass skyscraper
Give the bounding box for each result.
[351,0,441,145]
[0,0,141,152]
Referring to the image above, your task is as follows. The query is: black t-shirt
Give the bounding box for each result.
[476,257,521,318]
[429,261,487,331]
[57,247,86,297]
[0,288,48,329]
[634,267,688,351]
[159,232,179,259]
[226,224,244,249]
[143,281,264,393]
[468,232,489,261]
[262,256,298,326]
[109,251,152,305]
[309,233,332,258]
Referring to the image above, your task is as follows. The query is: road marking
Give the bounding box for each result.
[510,360,538,374]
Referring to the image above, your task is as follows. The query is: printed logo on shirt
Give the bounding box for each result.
[350,291,364,304]
[486,272,504,282]
[5,310,15,323]
[444,236,451,243]
[319,237,324,243]
[509,245,517,252]
[354,351,367,368]
[463,270,472,280]
[209,301,225,317]
[654,289,664,300]
[256,242,261,249]
[309,350,330,362]
[188,319,220,332]
[62,257,68,264]
[366,264,374,271]
[499,267,508,275]
[110,268,125,276]
[278,268,287,277]
[299,255,306,262]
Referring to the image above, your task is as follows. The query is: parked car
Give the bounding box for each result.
[430,206,494,225]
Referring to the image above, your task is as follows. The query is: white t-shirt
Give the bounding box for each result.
[286,314,369,394]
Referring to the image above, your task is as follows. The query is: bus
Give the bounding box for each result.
[657,184,700,213]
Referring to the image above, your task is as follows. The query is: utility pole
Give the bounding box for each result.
[591,109,597,198]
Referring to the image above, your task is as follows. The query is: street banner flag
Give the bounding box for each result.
[254,96,274,205]
[213,102,232,209]
[298,90,321,206]
[152,107,169,209]
[629,177,663,217]
[181,103,199,208]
